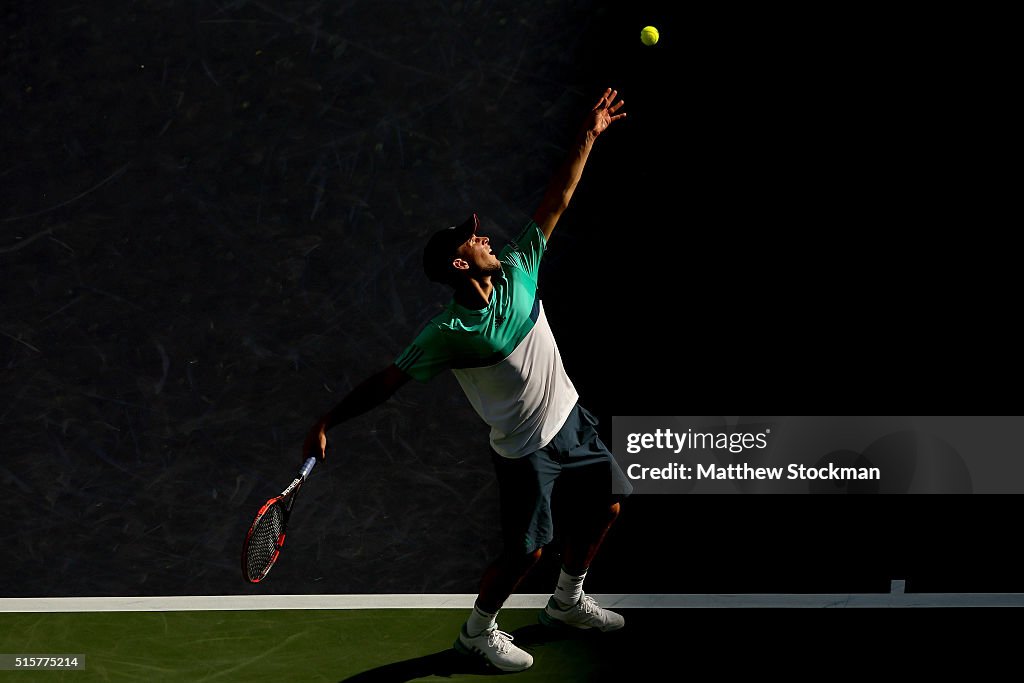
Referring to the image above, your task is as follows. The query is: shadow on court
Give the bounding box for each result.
[337,607,1006,682]
[337,649,492,682]
[338,623,615,682]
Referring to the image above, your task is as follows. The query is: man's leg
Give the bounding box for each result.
[455,450,556,671]
[477,547,544,615]
[551,500,620,608]
[455,548,542,672]
[540,404,630,631]
[540,497,625,631]
[562,501,620,577]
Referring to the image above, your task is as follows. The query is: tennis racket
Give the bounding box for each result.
[241,456,317,583]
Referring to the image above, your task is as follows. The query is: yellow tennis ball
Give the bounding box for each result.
[640,25,659,46]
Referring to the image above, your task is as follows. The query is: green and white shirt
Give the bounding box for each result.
[394,220,578,458]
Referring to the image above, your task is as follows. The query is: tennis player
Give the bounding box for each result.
[303,88,630,672]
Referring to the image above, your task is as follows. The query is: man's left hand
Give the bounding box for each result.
[586,87,627,137]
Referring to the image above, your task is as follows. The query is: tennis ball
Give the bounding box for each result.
[640,25,659,46]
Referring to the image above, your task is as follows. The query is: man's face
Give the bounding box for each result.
[453,234,501,275]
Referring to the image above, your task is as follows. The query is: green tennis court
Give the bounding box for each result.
[3,593,1016,681]
[0,608,634,682]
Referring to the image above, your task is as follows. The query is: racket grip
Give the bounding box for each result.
[300,456,316,479]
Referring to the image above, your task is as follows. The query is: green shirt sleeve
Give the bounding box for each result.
[499,220,546,282]
[393,322,451,382]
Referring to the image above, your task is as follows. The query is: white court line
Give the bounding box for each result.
[1,593,1022,612]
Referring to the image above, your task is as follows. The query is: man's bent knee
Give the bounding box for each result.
[523,547,543,564]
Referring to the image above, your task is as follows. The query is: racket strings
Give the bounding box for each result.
[245,503,285,580]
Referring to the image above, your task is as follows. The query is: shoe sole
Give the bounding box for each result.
[453,635,533,672]
[538,608,625,632]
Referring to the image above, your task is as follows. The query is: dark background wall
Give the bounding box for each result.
[2,1,1016,598]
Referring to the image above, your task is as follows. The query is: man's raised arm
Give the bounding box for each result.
[302,364,411,462]
[532,87,627,240]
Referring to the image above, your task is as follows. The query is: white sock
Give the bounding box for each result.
[465,603,497,637]
[553,567,587,608]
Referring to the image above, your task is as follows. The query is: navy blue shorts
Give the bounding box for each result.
[491,403,633,555]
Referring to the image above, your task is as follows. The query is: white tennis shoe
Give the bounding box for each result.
[454,624,534,672]
[540,593,625,631]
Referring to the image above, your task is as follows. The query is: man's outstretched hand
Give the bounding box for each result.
[585,88,627,137]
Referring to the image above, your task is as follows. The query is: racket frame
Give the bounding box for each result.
[241,457,317,583]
